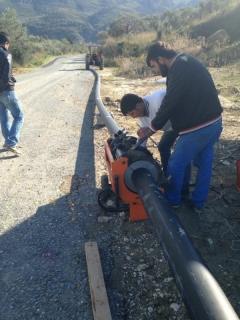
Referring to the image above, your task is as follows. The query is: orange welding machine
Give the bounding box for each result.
[97,131,165,222]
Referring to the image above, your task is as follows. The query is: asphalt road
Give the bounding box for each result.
[0,56,97,319]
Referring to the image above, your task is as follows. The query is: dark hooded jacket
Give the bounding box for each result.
[0,46,16,93]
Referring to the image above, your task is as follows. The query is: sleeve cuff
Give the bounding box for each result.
[151,120,160,131]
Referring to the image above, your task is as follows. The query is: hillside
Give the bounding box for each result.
[0,0,198,41]
[191,4,240,41]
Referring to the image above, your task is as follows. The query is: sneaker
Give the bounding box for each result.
[6,145,21,156]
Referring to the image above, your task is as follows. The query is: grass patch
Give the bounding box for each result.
[210,62,240,102]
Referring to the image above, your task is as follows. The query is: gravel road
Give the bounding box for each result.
[0,56,97,320]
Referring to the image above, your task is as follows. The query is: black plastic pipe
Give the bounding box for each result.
[132,168,239,320]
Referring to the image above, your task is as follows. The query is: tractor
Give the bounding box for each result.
[85,45,104,70]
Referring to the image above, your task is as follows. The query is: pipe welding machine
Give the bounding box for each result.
[98,130,166,221]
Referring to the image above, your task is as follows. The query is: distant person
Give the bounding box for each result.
[143,41,223,211]
[0,32,24,155]
[120,89,178,175]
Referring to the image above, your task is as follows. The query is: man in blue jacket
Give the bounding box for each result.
[0,32,24,155]
[143,42,223,211]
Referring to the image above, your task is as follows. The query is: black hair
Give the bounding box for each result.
[120,93,143,115]
[146,41,177,66]
[0,32,10,45]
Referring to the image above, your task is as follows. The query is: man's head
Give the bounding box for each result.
[0,32,10,50]
[146,41,177,77]
[120,93,145,118]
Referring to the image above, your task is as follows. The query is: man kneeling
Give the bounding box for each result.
[120,89,178,175]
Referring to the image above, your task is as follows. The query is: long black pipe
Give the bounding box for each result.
[92,68,239,319]
[132,168,239,320]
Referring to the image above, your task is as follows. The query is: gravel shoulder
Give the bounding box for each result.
[93,67,240,319]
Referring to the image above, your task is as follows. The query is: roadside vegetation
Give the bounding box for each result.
[0,8,85,69]
[100,0,240,83]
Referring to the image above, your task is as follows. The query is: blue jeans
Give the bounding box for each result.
[0,90,24,147]
[166,119,222,208]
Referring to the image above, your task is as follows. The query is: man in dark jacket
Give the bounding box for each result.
[143,42,222,211]
[0,32,24,155]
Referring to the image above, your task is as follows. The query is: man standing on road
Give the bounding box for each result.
[0,32,24,155]
[120,89,178,175]
[142,42,222,211]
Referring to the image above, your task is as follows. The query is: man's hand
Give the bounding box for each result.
[137,127,154,138]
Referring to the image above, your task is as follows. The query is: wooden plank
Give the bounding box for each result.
[85,242,112,320]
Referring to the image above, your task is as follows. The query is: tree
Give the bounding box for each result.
[108,15,148,37]
[0,8,29,64]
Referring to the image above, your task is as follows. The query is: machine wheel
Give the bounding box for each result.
[98,175,128,212]
[97,189,128,212]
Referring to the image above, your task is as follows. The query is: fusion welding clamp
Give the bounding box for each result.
[98,131,167,221]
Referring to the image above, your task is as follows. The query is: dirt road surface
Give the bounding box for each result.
[0,56,98,320]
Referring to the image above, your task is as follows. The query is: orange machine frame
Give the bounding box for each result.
[104,141,148,222]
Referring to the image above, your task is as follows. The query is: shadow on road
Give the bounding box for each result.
[0,70,98,319]
[59,69,83,72]
[0,148,19,160]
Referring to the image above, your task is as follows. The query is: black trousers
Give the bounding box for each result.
[158,130,178,175]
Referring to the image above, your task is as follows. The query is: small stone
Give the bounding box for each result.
[221,160,231,166]
[170,303,180,312]
[148,306,154,313]
[207,238,214,247]
[119,211,126,218]
[137,264,149,271]
[105,96,111,102]
[97,216,112,223]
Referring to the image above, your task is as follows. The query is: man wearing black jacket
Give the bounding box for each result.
[0,32,24,155]
[144,42,222,211]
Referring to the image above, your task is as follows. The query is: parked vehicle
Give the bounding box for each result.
[85,45,104,70]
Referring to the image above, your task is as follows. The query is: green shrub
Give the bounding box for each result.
[205,42,240,66]
[114,56,152,78]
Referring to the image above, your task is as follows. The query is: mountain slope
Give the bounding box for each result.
[0,0,198,41]
[191,4,240,41]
